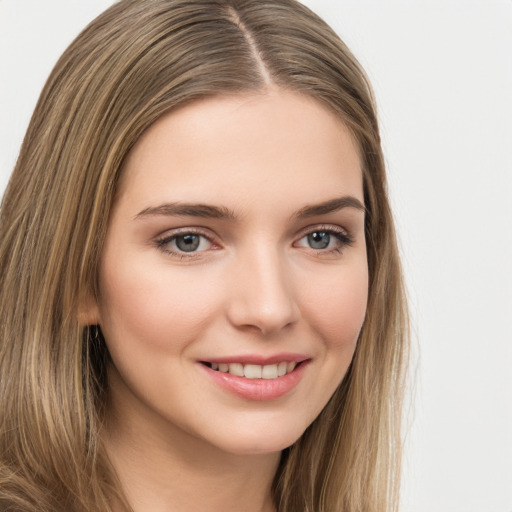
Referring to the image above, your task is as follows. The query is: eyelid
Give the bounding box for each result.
[295,223,353,241]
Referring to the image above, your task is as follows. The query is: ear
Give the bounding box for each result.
[78,291,101,326]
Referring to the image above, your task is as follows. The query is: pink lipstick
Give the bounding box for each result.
[198,353,310,401]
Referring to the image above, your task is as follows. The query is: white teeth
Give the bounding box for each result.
[244,364,262,379]
[209,361,300,379]
[262,364,278,379]
[228,363,244,377]
[277,361,287,377]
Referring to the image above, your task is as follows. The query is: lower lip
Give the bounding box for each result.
[200,361,309,401]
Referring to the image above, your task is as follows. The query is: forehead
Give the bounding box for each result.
[117,90,363,215]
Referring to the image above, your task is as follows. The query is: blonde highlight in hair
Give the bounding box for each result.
[0,1,408,511]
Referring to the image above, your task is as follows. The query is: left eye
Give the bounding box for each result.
[304,231,332,249]
[296,229,352,251]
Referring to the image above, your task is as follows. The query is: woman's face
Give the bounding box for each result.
[89,90,368,455]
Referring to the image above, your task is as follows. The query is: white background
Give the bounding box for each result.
[1,1,511,511]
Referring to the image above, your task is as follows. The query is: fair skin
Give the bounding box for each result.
[84,89,368,512]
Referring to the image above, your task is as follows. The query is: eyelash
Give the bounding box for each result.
[155,225,354,259]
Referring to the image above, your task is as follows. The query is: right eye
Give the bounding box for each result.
[156,231,215,256]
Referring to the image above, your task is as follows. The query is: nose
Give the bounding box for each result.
[225,246,299,336]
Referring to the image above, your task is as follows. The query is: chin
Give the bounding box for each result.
[208,423,308,456]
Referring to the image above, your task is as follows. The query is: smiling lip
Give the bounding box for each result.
[203,353,309,365]
[199,353,310,401]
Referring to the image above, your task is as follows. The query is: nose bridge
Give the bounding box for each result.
[226,241,298,334]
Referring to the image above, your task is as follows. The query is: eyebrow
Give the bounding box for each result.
[134,195,365,221]
[135,203,237,220]
[294,196,365,219]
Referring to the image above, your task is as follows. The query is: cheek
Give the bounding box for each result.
[98,261,223,352]
[298,262,368,347]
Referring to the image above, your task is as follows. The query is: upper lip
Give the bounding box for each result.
[200,353,310,365]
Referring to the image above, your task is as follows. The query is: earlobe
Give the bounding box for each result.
[78,293,101,326]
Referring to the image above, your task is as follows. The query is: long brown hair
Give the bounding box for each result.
[0,1,408,510]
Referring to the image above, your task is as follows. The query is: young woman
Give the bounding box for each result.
[0,1,409,511]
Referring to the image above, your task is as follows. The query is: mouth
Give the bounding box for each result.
[201,361,301,379]
[199,356,310,400]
